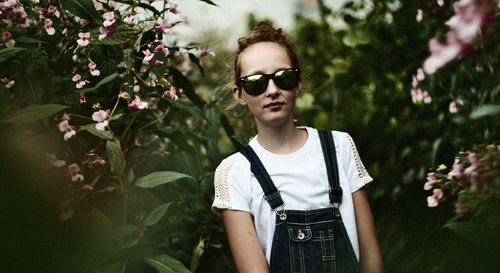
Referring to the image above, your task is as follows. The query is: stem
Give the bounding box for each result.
[138,107,170,131]
[123,189,128,225]
[110,94,121,116]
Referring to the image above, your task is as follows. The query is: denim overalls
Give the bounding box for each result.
[240,130,362,273]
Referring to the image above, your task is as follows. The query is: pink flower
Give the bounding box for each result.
[416,9,424,22]
[155,19,171,34]
[424,172,437,190]
[103,11,116,28]
[2,30,15,47]
[58,120,76,140]
[93,158,106,167]
[140,66,147,73]
[46,153,66,167]
[124,10,134,23]
[449,98,463,113]
[454,202,470,214]
[80,19,88,26]
[416,68,425,81]
[88,63,100,76]
[77,32,91,47]
[43,18,55,35]
[447,158,466,180]
[48,5,60,18]
[80,94,86,104]
[68,163,84,182]
[200,45,215,57]
[1,77,15,88]
[169,4,179,14]
[154,60,163,67]
[464,153,483,175]
[437,0,444,7]
[163,86,178,100]
[127,95,148,110]
[93,0,103,11]
[423,37,461,74]
[72,73,90,89]
[98,27,113,40]
[92,110,109,131]
[142,49,154,63]
[411,88,432,104]
[83,184,93,191]
[427,188,443,207]
[154,41,169,54]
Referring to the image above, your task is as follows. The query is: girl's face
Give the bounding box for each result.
[233,42,301,129]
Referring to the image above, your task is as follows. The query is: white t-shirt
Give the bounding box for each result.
[212,127,373,263]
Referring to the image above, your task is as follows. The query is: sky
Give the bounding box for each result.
[168,0,346,48]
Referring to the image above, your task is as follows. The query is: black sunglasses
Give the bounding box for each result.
[237,68,300,96]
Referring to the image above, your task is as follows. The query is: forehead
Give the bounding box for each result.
[239,42,292,75]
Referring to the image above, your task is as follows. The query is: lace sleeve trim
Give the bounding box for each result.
[346,134,372,185]
[213,159,235,210]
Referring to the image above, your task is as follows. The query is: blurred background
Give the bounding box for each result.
[1,0,499,272]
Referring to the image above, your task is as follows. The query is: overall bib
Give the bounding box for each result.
[240,130,362,273]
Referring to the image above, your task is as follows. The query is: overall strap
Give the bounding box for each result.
[318,130,343,206]
[240,146,284,209]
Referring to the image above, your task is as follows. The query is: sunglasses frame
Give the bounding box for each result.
[237,68,300,96]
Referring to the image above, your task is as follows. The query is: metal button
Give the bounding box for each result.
[297,230,305,240]
[279,213,287,221]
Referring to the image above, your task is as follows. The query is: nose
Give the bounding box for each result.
[265,78,281,97]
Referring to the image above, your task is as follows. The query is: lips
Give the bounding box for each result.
[265,101,284,108]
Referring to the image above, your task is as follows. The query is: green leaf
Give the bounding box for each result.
[470,104,500,119]
[106,141,124,175]
[78,72,119,94]
[167,67,204,109]
[443,222,491,243]
[80,124,113,140]
[94,27,140,46]
[135,171,193,188]
[96,263,124,273]
[144,254,191,273]
[59,0,100,24]
[163,98,204,118]
[342,30,370,48]
[0,47,27,63]
[144,202,174,226]
[190,238,205,272]
[188,53,205,76]
[15,36,46,44]
[2,104,68,123]
[199,0,218,6]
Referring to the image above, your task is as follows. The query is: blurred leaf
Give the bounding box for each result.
[144,254,191,273]
[106,141,124,176]
[96,263,123,273]
[2,104,68,123]
[78,72,119,94]
[168,67,204,108]
[199,0,218,6]
[342,31,370,48]
[188,53,205,76]
[470,104,500,119]
[163,97,204,118]
[0,47,26,63]
[60,0,101,24]
[15,36,46,44]
[135,171,193,188]
[80,124,113,140]
[94,27,140,46]
[443,222,492,243]
[190,238,205,272]
[144,202,174,226]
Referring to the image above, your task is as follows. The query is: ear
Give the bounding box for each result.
[232,85,247,105]
[295,80,302,97]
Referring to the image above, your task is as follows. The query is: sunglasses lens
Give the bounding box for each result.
[243,74,268,95]
[274,69,299,90]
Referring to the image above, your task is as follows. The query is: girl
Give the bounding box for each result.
[212,22,383,273]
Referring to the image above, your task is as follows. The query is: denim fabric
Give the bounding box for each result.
[270,207,361,273]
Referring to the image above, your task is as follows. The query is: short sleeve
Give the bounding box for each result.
[212,155,252,216]
[342,133,373,193]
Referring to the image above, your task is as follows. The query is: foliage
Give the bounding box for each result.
[0,0,231,272]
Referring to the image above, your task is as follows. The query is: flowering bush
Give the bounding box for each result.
[0,0,227,271]
[425,144,500,214]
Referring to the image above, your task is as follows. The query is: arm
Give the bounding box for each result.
[352,188,384,273]
[221,209,270,273]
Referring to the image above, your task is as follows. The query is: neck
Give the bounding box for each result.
[255,121,307,155]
